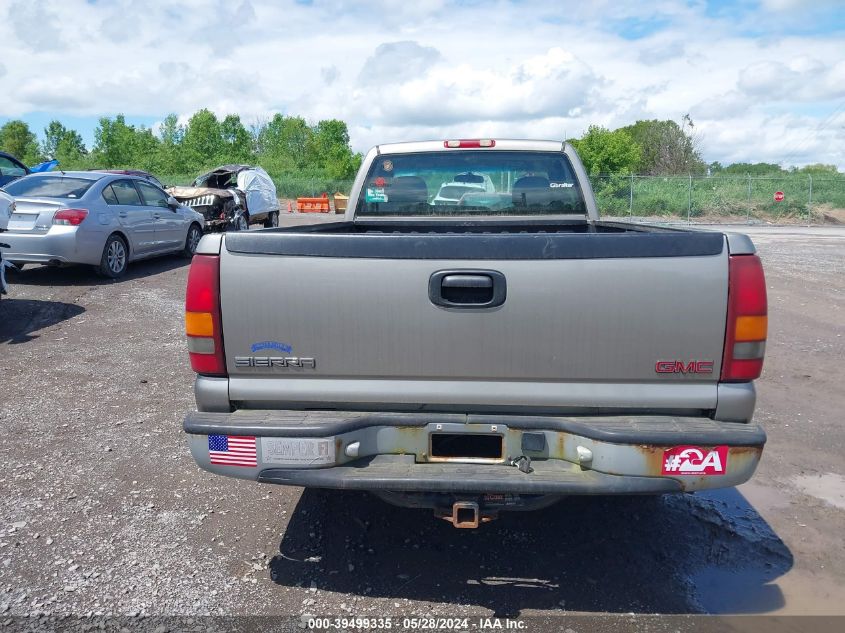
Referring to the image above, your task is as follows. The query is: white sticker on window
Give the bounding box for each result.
[365,187,388,203]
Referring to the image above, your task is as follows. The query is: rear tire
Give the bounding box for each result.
[182,223,203,258]
[96,234,128,278]
[264,211,279,228]
[228,213,249,232]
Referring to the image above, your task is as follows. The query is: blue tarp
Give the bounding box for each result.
[29,159,59,173]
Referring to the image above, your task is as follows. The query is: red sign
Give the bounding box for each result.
[774,191,784,202]
[662,446,728,476]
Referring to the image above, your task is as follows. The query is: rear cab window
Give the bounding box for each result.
[355,150,586,217]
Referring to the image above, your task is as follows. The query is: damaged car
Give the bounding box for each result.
[168,165,280,231]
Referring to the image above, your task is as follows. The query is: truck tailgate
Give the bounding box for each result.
[218,230,728,412]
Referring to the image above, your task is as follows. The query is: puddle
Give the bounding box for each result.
[681,488,793,614]
[691,482,845,615]
[692,567,784,614]
[693,566,845,615]
[791,473,845,510]
[773,571,845,615]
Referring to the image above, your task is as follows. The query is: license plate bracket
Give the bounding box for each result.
[430,433,503,460]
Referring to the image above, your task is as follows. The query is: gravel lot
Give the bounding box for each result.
[1,217,844,621]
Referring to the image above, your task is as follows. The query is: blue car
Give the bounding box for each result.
[0,151,31,188]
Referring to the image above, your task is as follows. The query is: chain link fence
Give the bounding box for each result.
[270,177,356,200]
[589,173,845,223]
[163,170,844,223]
[276,173,845,223]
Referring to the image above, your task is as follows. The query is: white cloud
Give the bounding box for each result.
[692,91,750,120]
[0,0,843,168]
[7,0,65,51]
[345,47,600,127]
[358,41,442,86]
[758,0,838,10]
[738,58,845,102]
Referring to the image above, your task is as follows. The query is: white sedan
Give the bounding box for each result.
[1,189,14,297]
[0,189,13,231]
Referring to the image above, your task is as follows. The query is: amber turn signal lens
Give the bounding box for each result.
[185,311,214,337]
[735,315,767,341]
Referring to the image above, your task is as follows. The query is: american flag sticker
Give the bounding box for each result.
[208,435,258,467]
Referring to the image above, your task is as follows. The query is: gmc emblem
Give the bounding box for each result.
[655,360,714,374]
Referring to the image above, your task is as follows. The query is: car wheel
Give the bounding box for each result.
[182,223,203,258]
[97,234,128,278]
[264,211,279,228]
[231,214,249,232]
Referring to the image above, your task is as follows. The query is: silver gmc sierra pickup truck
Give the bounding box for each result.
[182,139,768,528]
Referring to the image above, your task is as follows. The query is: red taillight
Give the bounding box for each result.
[721,254,767,381]
[443,139,496,148]
[53,209,88,226]
[185,254,226,376]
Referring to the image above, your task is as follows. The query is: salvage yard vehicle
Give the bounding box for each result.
[0,189,12,231]
[0,151,31,188]
[1,152,61,189]
[431,171,495,206]
[0,190,13,300]
[2,172,204,278]
[168,165,280,232]
[182,139,768,529]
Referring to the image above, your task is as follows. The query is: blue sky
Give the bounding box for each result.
[1,0,843,168]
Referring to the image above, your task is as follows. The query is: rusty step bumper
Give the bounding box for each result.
[184,410,765,493]
[257,454,686,494]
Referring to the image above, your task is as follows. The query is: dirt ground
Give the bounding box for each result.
[1,217,844,623]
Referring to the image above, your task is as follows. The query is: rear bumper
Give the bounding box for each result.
[184,410,765,494]
[2,226,101,265]
[258,456,686,494]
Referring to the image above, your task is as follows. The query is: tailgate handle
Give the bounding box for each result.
[442,274,492,289]
[429,270,506,308]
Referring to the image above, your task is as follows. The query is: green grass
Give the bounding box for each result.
[591,174,845,219]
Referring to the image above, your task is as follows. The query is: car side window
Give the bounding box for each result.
[0,156,26,177]
[102,184,119,205]
[109,179,143,205]
[136,181,170,209]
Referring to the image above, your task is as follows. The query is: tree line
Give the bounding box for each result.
[569,116,840,177]
[0,110,362,183]
[0,112,839,184]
